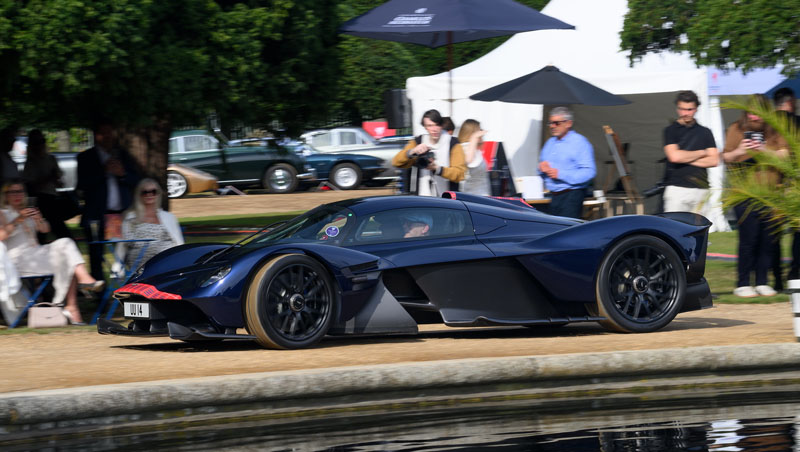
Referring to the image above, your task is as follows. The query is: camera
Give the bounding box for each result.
[414,151,435,169]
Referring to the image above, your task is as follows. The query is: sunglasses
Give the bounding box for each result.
[140,189,158,196]
[548,120,568,126]
[4,189,25,195]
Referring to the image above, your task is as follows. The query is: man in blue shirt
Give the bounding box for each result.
[538,107,596,218]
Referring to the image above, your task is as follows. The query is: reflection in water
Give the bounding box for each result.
[2,397,800,451]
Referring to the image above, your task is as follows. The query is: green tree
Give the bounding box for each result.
[621,0,800,76]
[0,0,339,189]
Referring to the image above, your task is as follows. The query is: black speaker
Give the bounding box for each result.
[384,89,412,129]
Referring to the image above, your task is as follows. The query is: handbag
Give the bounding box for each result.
[28,303,68,328]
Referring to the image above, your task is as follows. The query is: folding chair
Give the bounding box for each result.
[8,274,55,328]
[90,239,153,325]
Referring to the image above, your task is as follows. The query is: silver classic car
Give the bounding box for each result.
[300,127,404,184]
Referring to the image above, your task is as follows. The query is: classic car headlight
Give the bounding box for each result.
[200,265,232,288]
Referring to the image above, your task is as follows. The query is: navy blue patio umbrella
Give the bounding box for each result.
[339,0,573,47]
[470,65,630,106]
[765,74,800,98]
[339,0,574,114]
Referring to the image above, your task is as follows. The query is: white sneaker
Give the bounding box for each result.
[733,286,757,298]
[754,285,777,297]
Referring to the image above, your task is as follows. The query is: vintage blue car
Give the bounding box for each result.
[231,139,387,190]
[99,193,712,350]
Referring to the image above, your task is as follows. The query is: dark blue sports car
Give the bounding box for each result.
[99,193,712,350]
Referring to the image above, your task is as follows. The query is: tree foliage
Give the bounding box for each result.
[0,0,339,132]
[622,0,800,76]
[0,0,340,196]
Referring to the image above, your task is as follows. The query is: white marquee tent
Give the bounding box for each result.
[406,0,783,232]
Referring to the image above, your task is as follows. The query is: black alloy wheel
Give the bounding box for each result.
[245,254,337,349]
[595,235,686,333]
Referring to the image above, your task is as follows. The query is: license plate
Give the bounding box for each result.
[124,302,150,319]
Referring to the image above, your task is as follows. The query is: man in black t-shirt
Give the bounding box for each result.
[662,90,719,213]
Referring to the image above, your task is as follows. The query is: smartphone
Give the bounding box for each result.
[25,197,37,208]
[743,131,753,140]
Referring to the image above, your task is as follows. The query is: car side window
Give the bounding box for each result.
[351,208,472,244]
[341,132,357,145]
[184,135,218,152]
[169,138,179,154]
[312,133,331,147]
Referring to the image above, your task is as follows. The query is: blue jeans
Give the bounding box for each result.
[734,201,779,287]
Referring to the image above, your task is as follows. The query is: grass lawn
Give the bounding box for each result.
[706,231,791,304]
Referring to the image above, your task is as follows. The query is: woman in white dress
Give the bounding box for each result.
[457,119,491,196]
[116,178,184,272]
[0,179,103,324]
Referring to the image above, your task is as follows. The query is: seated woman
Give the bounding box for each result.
[0,179,104,324]
[116,178,184,271]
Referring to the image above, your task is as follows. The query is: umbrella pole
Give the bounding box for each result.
[447,31,453,116]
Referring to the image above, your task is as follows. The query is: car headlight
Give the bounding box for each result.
[200,266,232,288]
[131,265,145,280]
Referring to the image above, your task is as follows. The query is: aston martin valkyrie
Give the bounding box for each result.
[98,192,712,349]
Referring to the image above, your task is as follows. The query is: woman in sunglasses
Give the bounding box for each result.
[0,179,104,324]
[116,178,184,271]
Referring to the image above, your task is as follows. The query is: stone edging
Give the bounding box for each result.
[2,342,800,425]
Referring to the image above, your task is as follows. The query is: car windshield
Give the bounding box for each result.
[242,205,355,248]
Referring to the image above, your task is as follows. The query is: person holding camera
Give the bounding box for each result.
[723,97,789,298]
[538,106,596,219]
[0,179,105,324]
[392,109,466,197]
[662,90,719,214]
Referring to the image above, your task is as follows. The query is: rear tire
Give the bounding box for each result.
[330,163,362,190]
[263,163,298,194]
[244,254,337,349]
[595,235,686,333]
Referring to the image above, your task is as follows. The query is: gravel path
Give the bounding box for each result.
[1,303,794,393]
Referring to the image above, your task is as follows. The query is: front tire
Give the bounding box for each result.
[244,254,337,349]
[167,171,188,198]
[330,163,362,190]
[595,235,686,333]
[263,163,298,194]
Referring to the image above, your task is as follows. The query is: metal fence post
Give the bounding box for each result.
[788,279,800,342]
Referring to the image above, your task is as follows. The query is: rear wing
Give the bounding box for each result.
[654,211,712,229]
